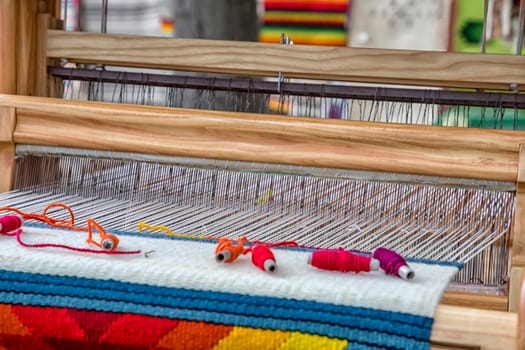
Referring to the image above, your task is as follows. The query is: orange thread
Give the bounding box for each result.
[86,218,120,251]
[0,204,140,255]
[214,237,248,263]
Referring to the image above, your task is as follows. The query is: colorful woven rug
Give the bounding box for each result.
[0,225,459,349]
[259,0,349,46]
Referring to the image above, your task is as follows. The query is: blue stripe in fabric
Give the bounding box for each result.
[0,269,431,330]
[0,291,429,350]
[22,223,464,269]
[0,279,427,340]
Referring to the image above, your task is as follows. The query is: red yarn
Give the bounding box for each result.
[0,215,23,235]
[250,245,277,272]
[309,248,372,273]
[12,229,140,255]
[0,204,142,256]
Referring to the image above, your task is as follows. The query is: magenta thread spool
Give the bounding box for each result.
[308,248,380,273]
[373,247,414,280]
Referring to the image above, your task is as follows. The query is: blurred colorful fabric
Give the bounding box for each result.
[259,0,349,46]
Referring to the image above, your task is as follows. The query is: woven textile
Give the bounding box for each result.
[0,225,458,349]
[259,0,349,46]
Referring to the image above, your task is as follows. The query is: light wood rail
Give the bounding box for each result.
[2,94,525,183]
[47,30,525,91]
[432,305,518,349]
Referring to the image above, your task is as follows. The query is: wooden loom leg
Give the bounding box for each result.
[17,0,38,96]
[511,144,525,312]
[0,107,16,193]
[518,269,525,350]
[0,0,17,95]
[35,13,52,97]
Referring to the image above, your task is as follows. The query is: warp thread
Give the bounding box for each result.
[308,248,379,273]
[373,247,415,280]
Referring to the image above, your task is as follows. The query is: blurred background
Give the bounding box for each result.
[61,0,525,53]
[58,0,525,129]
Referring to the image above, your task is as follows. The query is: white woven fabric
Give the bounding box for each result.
[0,226,458,318]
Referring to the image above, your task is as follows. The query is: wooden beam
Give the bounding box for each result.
[17,0,38,96]
[431,305,517,350]
[510,268,524,312]
[0,0,17,94]
[47,30,525,91]
[511,146,525,313]
[35,13,52,97]
[517,269,525,349]
[0,106,16,193]
[2,94,525,182]
[513,145,525,268]
[441,291,508,312]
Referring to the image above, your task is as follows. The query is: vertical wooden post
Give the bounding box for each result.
[0,0,17,94]
[35,13,52,97]
[517,270,525,349]
[0,107,16,193]
[510,144,525,312]
[17,0,38,96]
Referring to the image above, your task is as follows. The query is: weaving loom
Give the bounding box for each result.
[0,1,525,349]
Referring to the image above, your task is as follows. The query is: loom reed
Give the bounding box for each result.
[3,149,514,290]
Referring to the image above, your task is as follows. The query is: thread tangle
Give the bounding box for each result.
[373,247,415,280]
[215,237,248,263]
[309,248,379,273]
[0,204,141,255]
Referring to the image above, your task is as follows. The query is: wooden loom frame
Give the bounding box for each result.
[0,94,521,349]
[1,0,525,348]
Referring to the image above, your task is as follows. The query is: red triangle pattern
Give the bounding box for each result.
[66,308,121,342]
[11,305,87,341]
[99,313,178,347]
[1,304,300,349]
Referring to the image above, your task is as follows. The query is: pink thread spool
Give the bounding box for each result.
[373,247,414,280]
[0,215,23,235]
[308,248,379,273]
[251,245,277,272]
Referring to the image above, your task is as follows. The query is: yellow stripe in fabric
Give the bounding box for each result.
[264,11,347,24]
[278,332,348,350]
[259,32,347,46]
[213,327,291,350]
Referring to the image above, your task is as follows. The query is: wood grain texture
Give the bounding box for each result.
[2,94,525,182]
[47,30,525,91]
[431,305,517,349]
[511,268,525,313]
[513,145,525,268]
[0,106,16,193]
[441,291,508,312]
[17,0,37,96]
[0,0,17,94]
[518,270,525,350]
[35,14,51,97]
